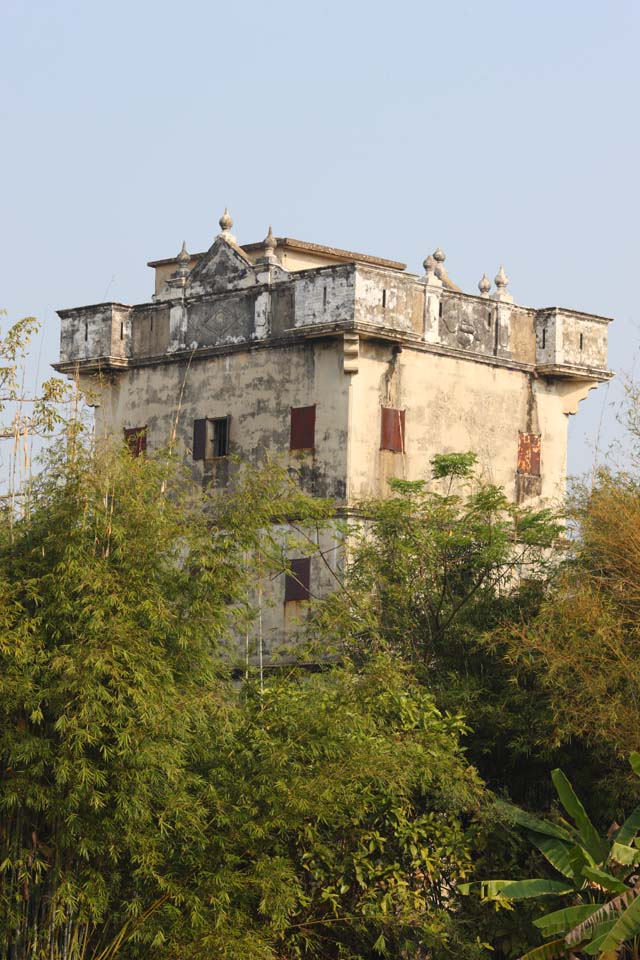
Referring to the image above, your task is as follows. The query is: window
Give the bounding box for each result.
[290,405,316,451]
[124,426,147,458]
[193,417,230,460]
[284,557,311,602]
[517,432,541,477]
[382,289,387,308]
[380,407,405,453]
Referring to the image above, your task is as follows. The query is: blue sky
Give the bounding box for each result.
[1,0,638,479]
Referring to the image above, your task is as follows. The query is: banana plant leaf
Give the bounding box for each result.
[609,841,640,866]
[495,800,575,842]
[519,937,569,960]
[552,769,609,863]
[500,879,575,900]
[581,920,617,954]
[533,904,601,936]
[596,888,640,956]
[529,832,581,882]
[615,802,640,846]
[629,752,640,778]
[565,884,640,946]
[459,879,572,900]
[582,866,629,894]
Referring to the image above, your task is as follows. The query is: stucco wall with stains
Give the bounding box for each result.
[346,341,575,506]
[89,339,350,503]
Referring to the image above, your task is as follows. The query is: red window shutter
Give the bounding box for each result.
[285,557,311,602]
[193,419,207,460]
[124,426,147,458]
[290,405,316,451]
[380,407,405,453]
[517,433,541,476]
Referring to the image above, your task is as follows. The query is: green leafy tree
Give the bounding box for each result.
[0,439,329,959]
[0,440,492,960]
[505,469,640,767]
[310,453,565,805]
[180,656,489,960]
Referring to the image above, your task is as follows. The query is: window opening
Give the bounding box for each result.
[542,328,546,349]
[285,557,311,602]
[84,322,88,342]
[438,301,443,319]
[120,322,124,340]
[579,332,584,351]
[192,416,230,460]
[323,286,327,308]
[517,432,541,477]
[290,405,316,451]
[380,407,405,453]
[382,289,387,309]
[124,426,147,458]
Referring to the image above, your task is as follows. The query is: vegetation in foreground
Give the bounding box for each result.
[2,315,640,959]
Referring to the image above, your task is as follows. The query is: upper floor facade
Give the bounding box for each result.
[55,211,612,511]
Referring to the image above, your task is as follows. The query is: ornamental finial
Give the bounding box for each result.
[433,247,447,281]
[264,225,276,259]
[218,207,236,242]
[495,264,509,290]
[423,254,437,278]
[478,273,491,297]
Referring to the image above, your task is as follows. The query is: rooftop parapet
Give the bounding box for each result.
[55,211,612,384]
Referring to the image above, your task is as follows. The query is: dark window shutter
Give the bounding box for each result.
[290,405,316,451]
[193,419,207,460]
[285,557,311,602]
[380,407,405,453]
[213,416,230,457]
[124,426,147,458]
[517,432,541,476]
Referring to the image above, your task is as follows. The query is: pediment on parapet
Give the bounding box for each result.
[186,236,258,296]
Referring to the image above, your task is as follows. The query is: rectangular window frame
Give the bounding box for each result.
[284,557,311,602]
[380,406,405,453]
[193,416,230,461]
[124,426,147,458]
[290,404,316,452]
[517,432,541,477]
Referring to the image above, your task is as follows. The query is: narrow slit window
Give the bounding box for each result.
[517,432,541,477]
[380,406,406,453]
[290,405,316,451]
[284,557,311,602]
[438,302,443,319]
[120,322,124,340]
[542,328,546,349]
[150,315,154,332]
[323,286,327,308]
[193,416,230,460]
[84,322,88,342]
[124,426,147,458]
[382,289,387,309]
[579,333,584,351]
[487,310,492,328]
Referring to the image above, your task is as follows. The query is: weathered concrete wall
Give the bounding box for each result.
[354,266,424,335]
[536,308,609,370]
[59,303,131,363]
[347,341,569,507]
[89,339,350,502]
[292,265,356,328]
[131,305,170,357]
